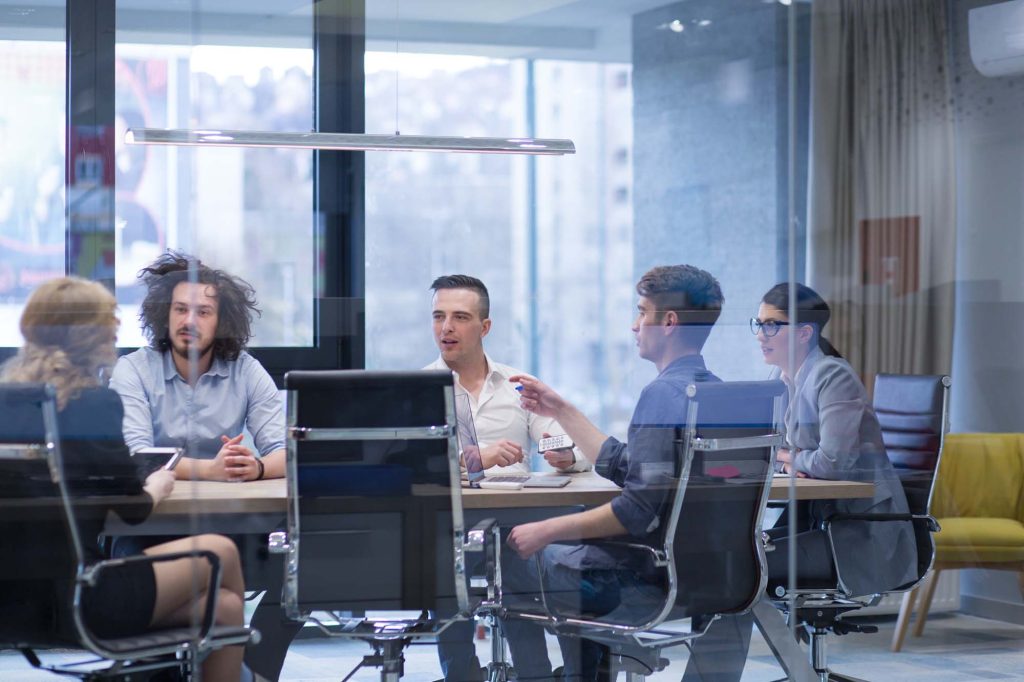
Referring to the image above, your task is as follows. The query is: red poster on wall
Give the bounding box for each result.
[860,216,920,297]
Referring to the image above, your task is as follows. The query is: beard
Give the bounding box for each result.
[170,332,215,363]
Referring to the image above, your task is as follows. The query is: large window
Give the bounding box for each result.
[114,24,315,348]
[0,31,66,346]
[365,53,639,437]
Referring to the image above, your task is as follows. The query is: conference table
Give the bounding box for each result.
[114,472,874,682]
[145,470,872,518]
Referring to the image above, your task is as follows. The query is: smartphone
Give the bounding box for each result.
[133,447,184,475]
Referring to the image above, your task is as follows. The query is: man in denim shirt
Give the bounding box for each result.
[505,264,724,682]
[110,251,285,482]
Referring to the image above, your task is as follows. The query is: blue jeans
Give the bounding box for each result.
[436,618,483,682]
[499,545,666,682]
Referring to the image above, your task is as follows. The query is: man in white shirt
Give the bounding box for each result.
[426,274,588,475]
[427,274,586,682]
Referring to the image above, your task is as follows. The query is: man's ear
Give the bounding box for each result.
[481,318,492,338]
[662,310,678,334]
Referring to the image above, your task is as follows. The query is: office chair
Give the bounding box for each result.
[496,380,786,682]
[0,383,255,680]
[870,374,952,652]
[900,433,1024,646]
[873,374,951,517]
[767,374,950,678]
[269,370,497,682]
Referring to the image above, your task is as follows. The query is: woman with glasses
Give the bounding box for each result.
[0,277,246,680]
[751,282,916,597]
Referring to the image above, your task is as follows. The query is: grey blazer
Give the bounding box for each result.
[778,347,917,597]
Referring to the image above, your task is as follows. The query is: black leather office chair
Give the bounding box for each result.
[872,374,951,652]
[873,374,951,516]
[496,380,786,682]
[0,383,255,680]
[767,374,950,680]
[269,370,494,682]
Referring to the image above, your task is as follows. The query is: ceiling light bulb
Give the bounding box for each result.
[669,19,685,33]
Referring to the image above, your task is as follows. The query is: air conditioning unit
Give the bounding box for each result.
[969,0,1024,77]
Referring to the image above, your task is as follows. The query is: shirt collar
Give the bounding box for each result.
[162,349,230,382]
[658,353,707,377]
[431,353,502,385]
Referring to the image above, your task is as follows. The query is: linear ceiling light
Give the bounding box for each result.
[125,128,576,155]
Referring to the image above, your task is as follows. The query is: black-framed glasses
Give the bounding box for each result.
[750,318,790,337]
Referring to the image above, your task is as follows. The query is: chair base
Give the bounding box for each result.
[772,672,868,682]
[340,638,410,682]
[765,603,876,682]
[20,647,190,681]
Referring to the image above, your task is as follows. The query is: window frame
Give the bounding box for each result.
[0,0,365,385]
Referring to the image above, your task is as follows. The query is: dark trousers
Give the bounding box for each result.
[437,619,483,682]
[682,509,836,681]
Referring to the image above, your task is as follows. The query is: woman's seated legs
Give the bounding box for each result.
[147,533,246,681]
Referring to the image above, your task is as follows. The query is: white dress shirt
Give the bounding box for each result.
[425,354,590,475]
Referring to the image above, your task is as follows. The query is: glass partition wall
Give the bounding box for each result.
[1,0,1022,680]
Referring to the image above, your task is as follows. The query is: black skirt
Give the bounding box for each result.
[81,560,157,639]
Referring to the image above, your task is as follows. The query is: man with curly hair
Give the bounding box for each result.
[110,251,285,481]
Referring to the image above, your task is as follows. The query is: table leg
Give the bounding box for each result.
[751,595,818,682]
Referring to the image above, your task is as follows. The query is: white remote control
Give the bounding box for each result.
[478,480,525,490]
[538,434,574,452]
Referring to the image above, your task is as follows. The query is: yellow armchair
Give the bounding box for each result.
[892,433,1024,651]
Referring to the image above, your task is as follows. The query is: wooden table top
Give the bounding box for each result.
[152,472,873,516]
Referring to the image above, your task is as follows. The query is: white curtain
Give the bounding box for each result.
[807,0,956,387]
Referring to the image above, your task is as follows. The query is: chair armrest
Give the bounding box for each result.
[464,518,498,552]
[464,519,501,604]
[587,540,669,567]
[825,513,940,533]
[82,550,222,643]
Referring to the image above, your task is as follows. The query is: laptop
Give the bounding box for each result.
[455,393,487,487]
[454,393,571,489]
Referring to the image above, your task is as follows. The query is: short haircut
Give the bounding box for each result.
[429,274,490,320]
[137,250,261,361]
[636,264,724,349]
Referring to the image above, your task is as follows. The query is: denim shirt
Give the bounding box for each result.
[109,347,285,459]
[555,354,718,575]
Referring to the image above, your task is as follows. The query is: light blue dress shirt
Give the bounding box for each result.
[109,347,286,459]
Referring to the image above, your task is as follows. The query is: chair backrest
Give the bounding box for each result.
[872,374,951,515]
[931,433,1024,521]
[669,380,785,620]
[0,383,86,647]
[281,370,468,620]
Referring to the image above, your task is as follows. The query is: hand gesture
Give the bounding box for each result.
[206,434,259,481]
[480,439,524,469]
[508,375,565,418]
[143,469,175,505]
[775,448,807,478]
[541,431,575,469]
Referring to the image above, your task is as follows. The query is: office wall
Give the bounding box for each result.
[631,0,793,382]
[949,0,1024,624]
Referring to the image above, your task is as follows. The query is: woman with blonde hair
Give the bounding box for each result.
[1,277,246,680]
